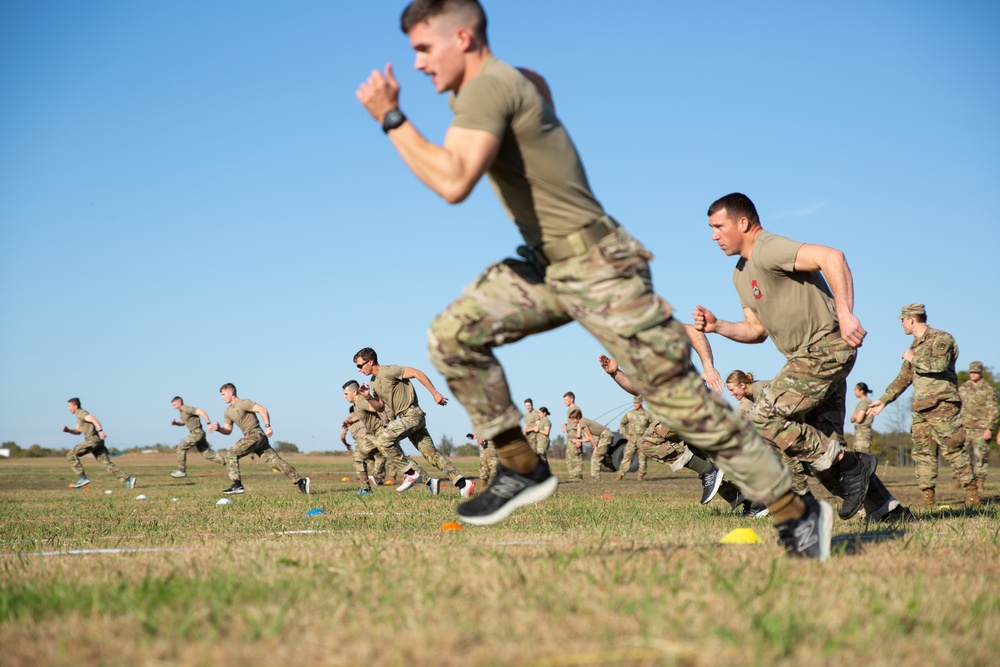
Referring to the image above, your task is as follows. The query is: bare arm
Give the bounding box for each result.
[692,305,769,344]
[793,243,866,348]
[683,324,725,394]
[401,366,448,406]
[598,354,639,396]
[196,408,211,424]
[356,64,501,204]
[84,414,106,439]
[252,403,273,438]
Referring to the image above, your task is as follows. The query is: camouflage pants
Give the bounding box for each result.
[527,432,549,461]
[912,402,972,490]
[427,230,790,504]
[748,334,855,471]
[353,434,413,490]
[374,406,458,483]
[68,439,130,483]
[853,426,872,454]
[176,429,225,471]
[618,439,648,478]
[566,442,584,481]
[776,446,810,495]
[965,432,991,481]
[224,430,301,484]
[589,430,614,480]
[372,451,398,482]
[479,441,499,484]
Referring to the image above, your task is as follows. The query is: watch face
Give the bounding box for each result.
[383,109,404,131]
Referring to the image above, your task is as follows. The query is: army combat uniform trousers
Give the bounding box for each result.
[527,432,549,462]
[428,228,791,505]
[373,406,458,483]
[618,440,648,479]
[225,429,301,484]
[479,441,499,486]
[353,434,418,490]
[748,333,893,511]
[590,429,614,481]
[176,428,225,472]
[68,438,130,483]
[912,401,973,491]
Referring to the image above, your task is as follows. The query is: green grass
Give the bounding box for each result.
[1,454,999,666]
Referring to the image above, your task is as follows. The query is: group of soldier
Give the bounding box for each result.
[55,1,998,562]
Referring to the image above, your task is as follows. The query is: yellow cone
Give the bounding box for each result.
[720,528,763,544]
[340,477,351,482]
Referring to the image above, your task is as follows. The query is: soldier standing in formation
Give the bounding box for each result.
[869,304,979,507]
[958,361,998,495]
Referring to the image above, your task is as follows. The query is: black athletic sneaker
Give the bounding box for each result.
[699,464,724,505]
[223,481,245,495]
[297,477,310,495]
[868,502,917,524]
[776,493,833,561]
[456,461,559,526]
[838,452,877,520]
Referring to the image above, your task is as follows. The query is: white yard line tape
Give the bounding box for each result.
[4,547,202,558]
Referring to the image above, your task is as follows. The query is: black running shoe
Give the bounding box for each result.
[456,461,559,526]
[699,464,724,505]
[297,477,310,495]
[839,452,877,519]
[223,481,245,495]
[868,502,917,524]
[776,493,833,561]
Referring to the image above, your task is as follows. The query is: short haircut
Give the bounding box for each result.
[172,396,183,403]
[220,383,237,394]
[524,398,533,404]
[400,0,488,40]
[708,193,760,227]
[563,391,575,400]
[913,313,927,324]
[568,408,582,420]
[68,397,81,408]
[855,382,871,395]
[726,370,754,385]
[354,347,378,364]
[343,380,360,391]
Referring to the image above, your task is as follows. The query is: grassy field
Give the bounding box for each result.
[1,453,998,667]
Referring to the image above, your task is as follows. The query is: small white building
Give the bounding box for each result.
[0,448,10,458]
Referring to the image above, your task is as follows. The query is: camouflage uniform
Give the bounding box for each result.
[565,419,584,481]
[67,408,131,484]
[739,383,810,495]
[222,398,302,484]
[851,396,874,454]
[428,240,791,503]
[958,362,999,485]
[878,320,973,491]
[536,415,552,462]
[479,439,500,485]
[174,405,225,472]
[617,405,652,479]
[578,418,614,481]
[346,417,412,491]
[354,395,428,481]
[524,408,547,461]
[370,365,464,485]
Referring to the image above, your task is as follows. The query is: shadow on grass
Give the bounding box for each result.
[832,530,906,555]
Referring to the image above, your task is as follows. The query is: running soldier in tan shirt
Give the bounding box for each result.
[169,396,225,478]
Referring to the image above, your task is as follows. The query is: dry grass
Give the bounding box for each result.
[1,454,998,666]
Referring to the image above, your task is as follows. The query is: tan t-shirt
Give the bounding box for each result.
[179,406,204,432]
[449,55,605,249]
[76,408,100,442]
[224,398,263,436]
[524,409,539,431]
[734,231,838,359]
[354,395,385,436]
[371,365,418,416]
[579,418,607,438]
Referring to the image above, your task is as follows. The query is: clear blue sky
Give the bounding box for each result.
[2,1,998,454]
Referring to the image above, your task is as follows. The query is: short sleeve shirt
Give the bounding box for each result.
[524,409,539,431]
[579,418,607,438]
[76,408,100,442]
[371,365,417,416]
[224,398,262,436]
[354,395,386,436]
[179,406,204,432]
[853,397,874,427]
[733,231,838,359]
[538,417,552,438]
[449,55,605,248]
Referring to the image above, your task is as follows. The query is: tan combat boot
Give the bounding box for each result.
[954,477,963,490]
[922,488,935,506]
[966,482,982,507]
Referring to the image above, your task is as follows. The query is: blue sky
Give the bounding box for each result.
[2,1,998,455]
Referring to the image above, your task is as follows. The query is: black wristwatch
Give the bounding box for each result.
[382,108,406,133]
